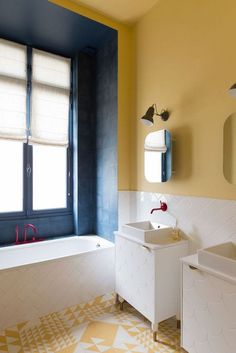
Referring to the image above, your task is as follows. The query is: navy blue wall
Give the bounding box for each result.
[95,38,118,242]
[75,36,118,241]
[0,215,74,246]
[0,0,115,57]
[76,53,96,234]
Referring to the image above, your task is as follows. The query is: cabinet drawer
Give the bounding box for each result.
[115,235,155,321]
[182,263,236,353]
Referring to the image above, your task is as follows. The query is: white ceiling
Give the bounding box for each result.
[71,0,160,24]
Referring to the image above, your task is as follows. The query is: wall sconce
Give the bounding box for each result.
[228,83,236,98]
[140,104,170,127]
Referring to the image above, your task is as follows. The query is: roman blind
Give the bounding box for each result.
[30,49,71,146]
[0,39,27,141]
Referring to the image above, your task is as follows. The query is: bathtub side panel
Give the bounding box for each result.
[0,247,115,330]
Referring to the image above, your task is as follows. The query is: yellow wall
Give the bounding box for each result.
[132,0,236,200]
[50,0,134,191]
[51,0,236,200]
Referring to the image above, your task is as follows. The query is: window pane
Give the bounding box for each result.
[33,145,67,210]
[0,140,23,212]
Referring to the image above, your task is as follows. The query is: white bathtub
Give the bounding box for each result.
[0,235,115,330]
[0,235,113,270]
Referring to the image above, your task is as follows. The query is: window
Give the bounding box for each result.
[0,39,72,216]
[33,145,67,210]
[0,140,23,212]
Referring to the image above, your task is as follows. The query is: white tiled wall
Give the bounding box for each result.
[118,191,236,252]
[0,247,115,330]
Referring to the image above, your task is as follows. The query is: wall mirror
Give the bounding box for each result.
[144,129,172,183]
[223,113,236,184]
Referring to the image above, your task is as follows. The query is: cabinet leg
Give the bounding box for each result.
[175,314,181,329]
[151,323,158,342]
[115,293,119,305]
[116,294,125,311]
[120,300,124,311]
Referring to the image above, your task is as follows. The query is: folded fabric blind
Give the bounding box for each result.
[0,39,26,79]
[30,49,71,146]
[0,39,27,141]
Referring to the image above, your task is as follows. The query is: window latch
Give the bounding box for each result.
[26,164,31,177]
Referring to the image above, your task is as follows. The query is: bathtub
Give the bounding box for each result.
[0,235,115,331]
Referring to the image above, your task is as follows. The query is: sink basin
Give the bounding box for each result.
[121,221,172,244]
[198,242,236,277]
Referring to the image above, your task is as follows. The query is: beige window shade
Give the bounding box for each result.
[30,84,70,146]
[32,49,70,89]
[30,49,71,146]
[0,39,27,141]
[0,38,27,79]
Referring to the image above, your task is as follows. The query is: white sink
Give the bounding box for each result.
[121,221,173,244]
[198,242,236,277]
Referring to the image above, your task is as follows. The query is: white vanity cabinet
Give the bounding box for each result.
[115,232,189,338]
[182,255,236,353]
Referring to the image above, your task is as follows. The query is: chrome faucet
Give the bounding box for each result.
[23,223,38,242]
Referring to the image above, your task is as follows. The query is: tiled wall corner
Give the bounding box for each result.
[118,191,131,230]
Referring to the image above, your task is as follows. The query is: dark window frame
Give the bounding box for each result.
[0,44,73,221]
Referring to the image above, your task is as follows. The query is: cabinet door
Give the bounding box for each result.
[182,263,236,353]
[115,235,155,321]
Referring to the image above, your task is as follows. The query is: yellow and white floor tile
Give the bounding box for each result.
[0,294,182,353]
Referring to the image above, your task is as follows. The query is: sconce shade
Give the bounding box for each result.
[140,106,155,126]
[229,83,236,98]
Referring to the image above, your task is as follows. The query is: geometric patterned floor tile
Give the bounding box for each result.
[0,293,182,353]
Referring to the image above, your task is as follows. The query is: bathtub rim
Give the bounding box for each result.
[0,235,114,273]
